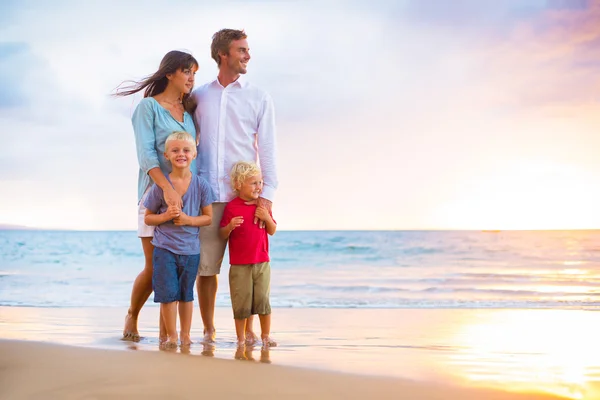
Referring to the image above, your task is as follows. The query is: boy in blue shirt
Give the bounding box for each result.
[144,131,216,348]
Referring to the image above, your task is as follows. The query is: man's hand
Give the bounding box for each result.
[255,206,272,224]
[254,198,272,228]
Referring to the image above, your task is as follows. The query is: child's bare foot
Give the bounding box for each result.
[234,345,247,360]
[160,335,178,349]
[159,335,168,345]
[122,314,140,341]
[261,336,277,348]
[245,330,259,345]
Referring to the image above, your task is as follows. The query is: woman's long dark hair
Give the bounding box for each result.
[114,50,198,112]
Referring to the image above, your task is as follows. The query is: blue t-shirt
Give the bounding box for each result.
[144,174,216,255]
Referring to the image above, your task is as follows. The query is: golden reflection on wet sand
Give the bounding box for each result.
[1,306,599,399]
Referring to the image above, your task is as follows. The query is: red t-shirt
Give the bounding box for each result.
[220,197,276,265]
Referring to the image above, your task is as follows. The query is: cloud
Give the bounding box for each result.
[1,0,600,229]
[469,0,600,112]
[0,42,33,108]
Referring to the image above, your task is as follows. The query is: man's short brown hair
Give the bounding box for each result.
[211,29,248,66]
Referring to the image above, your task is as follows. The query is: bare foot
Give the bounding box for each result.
[122,314,140,341]
[160,340,178,352]
[180,335,193,346]
[234,343,247,360]
[160,335,178,350]
[201,330,216,344]
[262,336,277,348]
[245,330,259,345]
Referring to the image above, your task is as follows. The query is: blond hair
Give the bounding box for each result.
[165,131,196,151]
[230,161,261,192]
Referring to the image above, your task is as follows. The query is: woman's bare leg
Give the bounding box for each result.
[123,237,165,340]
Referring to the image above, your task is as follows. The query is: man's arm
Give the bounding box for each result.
[256,93,278,201]
[255,93,278,226]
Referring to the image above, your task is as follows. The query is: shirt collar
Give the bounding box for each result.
[213,75,246,89]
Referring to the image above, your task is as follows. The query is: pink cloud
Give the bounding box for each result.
[474,0,600,111]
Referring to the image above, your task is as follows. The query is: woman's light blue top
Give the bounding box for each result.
[132,97,197,202]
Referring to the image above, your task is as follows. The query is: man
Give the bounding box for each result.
[191,29,278,344]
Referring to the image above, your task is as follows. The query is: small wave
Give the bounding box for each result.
[278,284,406,293]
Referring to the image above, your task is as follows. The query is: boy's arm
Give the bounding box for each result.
[219,216,244,239]
[145,207,177,226]
[175,204,213,227]
[263,215,277,236]
[219,205,242,239]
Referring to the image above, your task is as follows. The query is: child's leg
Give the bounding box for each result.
[234,318,247,347]
[229,265,253,346]
[258,314,273,342]
[253,262,276,347]
[244,315,259,344]
[178,253,200,346]
[153,247,179,346]
[178,301,194,345]
[160,301,178,346]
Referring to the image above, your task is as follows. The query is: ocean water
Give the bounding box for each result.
[1,230,600,309]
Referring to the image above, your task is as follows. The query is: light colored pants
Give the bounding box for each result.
[198,202,227,276]
[229,262,271,320]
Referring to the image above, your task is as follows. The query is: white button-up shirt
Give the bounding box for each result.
[191,77,278,203]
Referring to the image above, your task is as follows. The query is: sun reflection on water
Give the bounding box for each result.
[446,310,600,399]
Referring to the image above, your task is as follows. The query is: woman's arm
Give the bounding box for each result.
[133,99,182,208]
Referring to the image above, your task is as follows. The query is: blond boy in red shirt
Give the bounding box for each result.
[220,161,277,348]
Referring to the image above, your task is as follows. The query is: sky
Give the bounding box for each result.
[1,0,599,230]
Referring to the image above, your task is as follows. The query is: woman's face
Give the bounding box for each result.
[166,65,197,94]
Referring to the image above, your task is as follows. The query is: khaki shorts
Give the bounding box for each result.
[137,188,155,238]
[198,202,227,276]
[228,262,271,320]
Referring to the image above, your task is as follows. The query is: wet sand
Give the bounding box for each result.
[0,340,569,400]
[1,306,599,399]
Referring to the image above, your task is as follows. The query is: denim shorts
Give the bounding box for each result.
[152,247,200,303]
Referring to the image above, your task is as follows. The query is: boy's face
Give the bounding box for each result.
[237,173,263,201]
[164,139,196,169]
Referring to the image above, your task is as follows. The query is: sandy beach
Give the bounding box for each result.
[0,339,570,400]
[2,306,600,399]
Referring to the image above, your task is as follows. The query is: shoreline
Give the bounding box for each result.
[0,339,568,400]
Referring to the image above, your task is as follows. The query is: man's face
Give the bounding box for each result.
[222,38,250,75]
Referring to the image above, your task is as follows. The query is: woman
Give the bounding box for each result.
[115,50,198,341]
